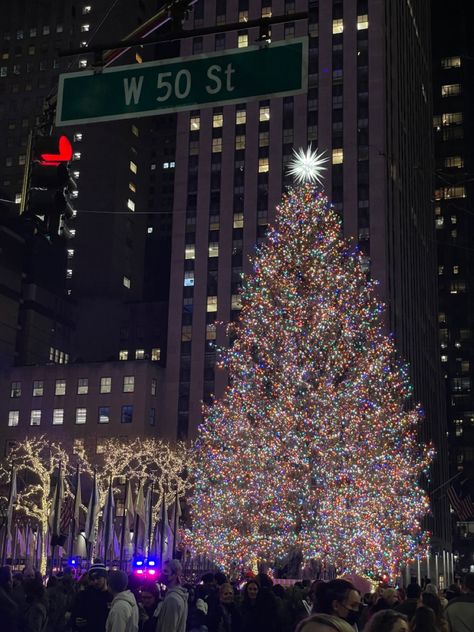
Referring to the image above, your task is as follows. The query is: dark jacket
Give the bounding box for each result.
[445,593,474,632]
[0,585,20,632]
[394,598,419,622]
[71,586,112,632]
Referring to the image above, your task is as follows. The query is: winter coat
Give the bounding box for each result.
[445,593,474,632]
[154,585,188,632]
[71,586,112,632]
[106,590,139,632]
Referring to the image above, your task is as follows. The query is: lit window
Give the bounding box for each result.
[209,215,220,230]
[236,110,246,125]
[123,375,135,393]
[123,276,131,289]
[81,24,90,32]
[135,52,142,64]
[259,106,270,121]
[184,271,195,287]
[100,377,112,393]
[147,226,153,234]
[66,269,73,278]
[235,135,246,150]
[208,242,219,257]
[185,245,196,260]
[258,158,269,173]
[438,265,444,276]
[55,380,66,396]
[77,378,88,395]
[33,380,44,397]
[75,408,87,424]
[129,161,137,174]
[98,406,110,424]
[212,138,222,153]
[357,14,369,30]
[129,182,136,193]
[259,131,269,147]
[441,355,448,363]
[233,213,244,228]
[82,5,92,14]
[8,411,19,427]
[73,152,81,160]
[441,84,462,97]
[79,59,87,68]
[30,410,41,426]
[121,405,133,424]
[441,56,461,69]
[445,156,463,168]
[190,116,200,130]
[231,294,242,310]
[239,10,248,22]
[450,280,466,294]
[213,113,223,128]
[127,199,135,211]
[10,382,21,398]
[332,148,344,164]
[151,348,161,361]
[119,350,128,360]
[435,217,444,229]
[453,265,459,275]
[207,296,218,312]
[181,325,192,342]
[53,409,64,425]
[135,349,145,359]
[442,112,463,125]
[238,32,249,48]
[332,19,344,34]
[262,6,272,18]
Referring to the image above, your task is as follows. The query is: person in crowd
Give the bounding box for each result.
[272,583,293,632]
[295,613,355,632]
[364,609,409,632]
[395,583,422,621]
[137,582,160,632]
[409,605,441,632]
[215,572,228,587]
[240,578,279,632]
[22,575,49,632]
[0,565,20,632]
[105,570,139,632]
[214,582,242,632]
[45,575,68,632]
[313,579,362,629]
[70,562,112,632]
[154,559,188,632]
[445,572,474,632]
[444,583,461,602]
[420,592,448,632]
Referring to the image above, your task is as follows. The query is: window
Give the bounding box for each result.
[332,148,344,164]
[151,379,157,396]
[235,135,246,150]
[76,408,87,424]
[123,276,131,289]
[207,296,218,312]
[73,132,83,142]
[81,24,90,32]
[123,376,135,393]
[442,112,463,125]
[445,156,464,169]
[98,406,110,424]
[190,116,200,130]
[127,199,135,211]
[129,182,136,193]
[149,408,156,426]
[206,323,217,340]
[233,213,244,229]
[450,280,466,294]
[10,382,21,398]
[30,410,41,426]
[213,113,223,128]
[441,56,461,69]
[121,405,133,424]
[258,158,269,173]
[151,348,161,361]
[262,6,272,18]
[441,84,462,97]
[237,32,248,48]
[332,19,344,34]
[77,378,88,394]
[212,138,222,153]
[208,242,219,257]
[79,59,87,68]
[33,380,44,397]
[29,27,37,37]
[259,131,269,147]
[231,294,242,310]
[135,349,145,359]
[453,265,459,275]
[357,14,369,29]
[119,350,128,360]
[82,5,92,14]
[435,186,466,200]
[236,110,246,125]
[53,409,64,425]
[55,380,66,396]
[181,325,192,342]
[184,271,195,287]
[259,106,270,121]
[185,245,195,260]
[8,411,19,427]
[100,377,112,393]
[129,161,137,174]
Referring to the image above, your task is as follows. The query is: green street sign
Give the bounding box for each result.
[56,38,308,126]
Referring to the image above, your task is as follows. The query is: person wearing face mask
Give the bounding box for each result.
[314,580,363,630]
[154,559,188,632]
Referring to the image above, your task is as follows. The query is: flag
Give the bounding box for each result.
[447,482,474,521]
[48,462,65,540]
[158,496,171,561]
[73,464,82,533]
[84,470,100,545]
[102,478,115,560]
[60,497,74,535]
[169,493,182,554]
[144,486,153,555]
[134,482,146,554]
[6,466,18,540]
[17,527,26,557]
[124,480,134,528]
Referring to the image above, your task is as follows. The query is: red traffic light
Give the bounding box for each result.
[37,135,73,166]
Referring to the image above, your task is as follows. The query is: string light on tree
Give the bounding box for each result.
[189,150,432,578]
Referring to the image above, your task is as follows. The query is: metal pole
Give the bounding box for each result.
[159,495,165,564]
[147,482,154,557]
[2,463,15,565]
[172,492,179,559]
[119,481,128,570]
[19,131,34,215]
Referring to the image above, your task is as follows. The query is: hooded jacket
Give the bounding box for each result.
[106,590,139,632]
[154,585,188,632]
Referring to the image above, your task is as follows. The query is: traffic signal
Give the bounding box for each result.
[26,134,76,239]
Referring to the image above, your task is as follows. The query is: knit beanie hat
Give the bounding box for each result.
[89,561,107,579]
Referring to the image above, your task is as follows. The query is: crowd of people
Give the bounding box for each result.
[0,559,473,632]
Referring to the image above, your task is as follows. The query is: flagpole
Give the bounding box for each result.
[147,482,154,557]
[133,484,140,559]
[172,492,179,559]
[2,462,16,565]
[104,476,112,567]
[69,463,80,559]
[159,494,165,564]
[119,481,129,570]
[50,461,62,576]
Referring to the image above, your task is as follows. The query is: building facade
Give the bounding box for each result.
[432,0,474,573]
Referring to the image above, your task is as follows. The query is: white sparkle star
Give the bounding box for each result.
[287,146,328,185]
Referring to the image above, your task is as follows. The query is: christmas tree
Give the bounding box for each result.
[189,149,432,577]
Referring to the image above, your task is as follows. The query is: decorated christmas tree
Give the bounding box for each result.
[189,149,432,577]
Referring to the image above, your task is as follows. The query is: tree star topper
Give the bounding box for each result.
[287,146,328,185]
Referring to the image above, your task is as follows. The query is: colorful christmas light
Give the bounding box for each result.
[189,184,432,578]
